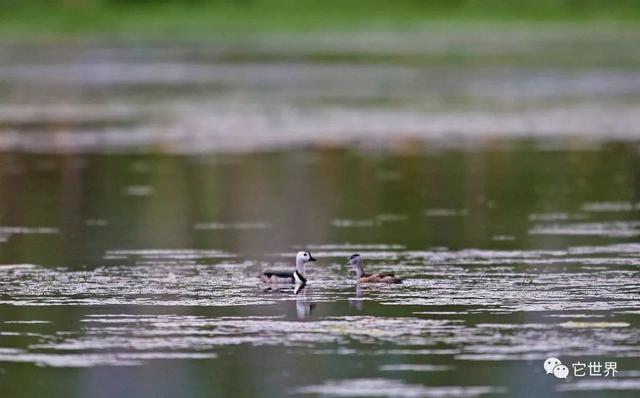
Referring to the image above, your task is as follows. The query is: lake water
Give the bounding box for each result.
[1,27,640,397]
[1,147,639,397]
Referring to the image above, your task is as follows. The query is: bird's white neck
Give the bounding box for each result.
[353,262,365,278]
[296,259,306,276]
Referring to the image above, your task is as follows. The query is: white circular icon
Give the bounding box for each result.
[553,364,569,379]
[544,357,562,374]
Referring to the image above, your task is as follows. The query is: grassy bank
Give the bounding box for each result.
[1,0,640,39]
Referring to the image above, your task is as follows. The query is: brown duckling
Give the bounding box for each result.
[347,254,402,284]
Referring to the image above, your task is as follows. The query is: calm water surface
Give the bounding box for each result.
[1,30,640,397]
[0,146,639,397]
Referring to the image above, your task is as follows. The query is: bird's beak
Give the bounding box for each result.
[309,254,317,262]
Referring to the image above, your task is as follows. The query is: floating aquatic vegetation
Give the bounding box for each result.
[556,379,640,392]
[0,226,58,243]
[292,378,506,397]
[0,348,216,368]
[194,222,271,230]
[424,209,469,217]
[104,249,235,261]
[559,321,630,329]
[375,214,409,223]
[492,235,515,241]
[380,364,453,372]
[331,219,377,228]
[2,308,638,368]
[122,185,155,196]
[582,201,640,213]
[529,221,640,238]
[305,244,405,251]
[528,212,572,221]
[85,218,109,227]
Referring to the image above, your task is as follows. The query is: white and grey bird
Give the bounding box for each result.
[347,253,402,284]
[261,251,317,285]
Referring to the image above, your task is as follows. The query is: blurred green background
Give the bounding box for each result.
[1,0,640,39]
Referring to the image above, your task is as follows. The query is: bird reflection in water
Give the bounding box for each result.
[294,284,316,319]
[262,280,306,294]
[262,283,316,318]
[349,284,364,311]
